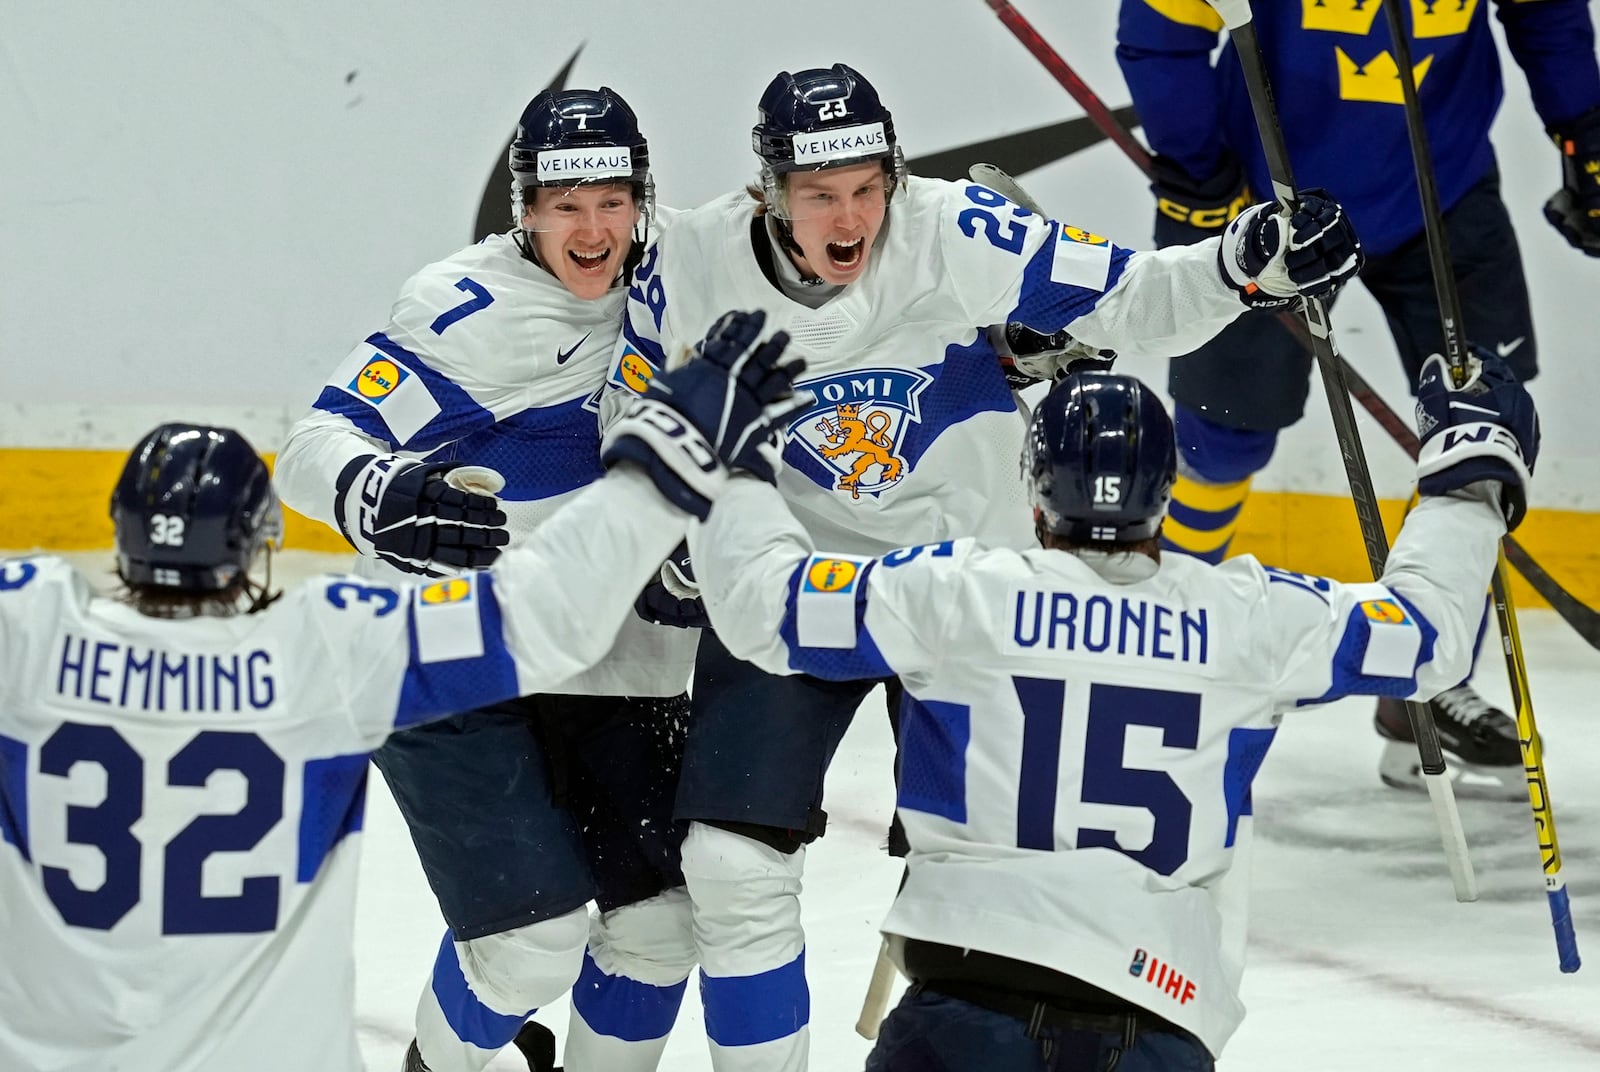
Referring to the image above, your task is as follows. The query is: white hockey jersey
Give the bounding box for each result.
[606,178,1248,555]
[690,479,1504,1056]
[0,469,685,1072]
[276,229,695,696]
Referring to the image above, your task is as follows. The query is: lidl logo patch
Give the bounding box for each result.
[420,578,473,605]
[804,558,859,594]
[1060,225,1109,247]
[352,358,407,400]
[616,345,657,394]
[1359,599,1410,625]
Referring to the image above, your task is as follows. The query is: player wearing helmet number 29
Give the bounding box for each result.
[689,330,1538,1068]
[274,88,705,1072]
[602,63,1363,1070]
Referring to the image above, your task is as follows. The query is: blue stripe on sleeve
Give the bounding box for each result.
[424,396,603,502]
[1295,590,1440,707]
[779,559,893,680]
[700,950,809,1047]
[395,573,520,729]
[296,753,369,882]
[429,930,530,1048]
[1222,727,1276,848]
[1008,233,1134,331]
[0,732,30,861]
[312,332,495,452]
[896,696,970,824]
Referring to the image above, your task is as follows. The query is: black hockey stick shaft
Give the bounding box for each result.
[981,0,1600,651]
[1206,0,1476,900]
[1380,0,1578,971]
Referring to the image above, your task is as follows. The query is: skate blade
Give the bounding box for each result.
[1377,740,1526,802]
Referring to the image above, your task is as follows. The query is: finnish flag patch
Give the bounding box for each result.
[1356,597,1422,679]
[413,575,485,664]
[1049,223,1113,290]
[795,555,869,649]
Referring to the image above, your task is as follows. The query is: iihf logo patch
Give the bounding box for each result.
[787,367,933,501]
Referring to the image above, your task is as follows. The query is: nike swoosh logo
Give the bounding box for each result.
[557,331,592,365]
[1496,336,1526,358]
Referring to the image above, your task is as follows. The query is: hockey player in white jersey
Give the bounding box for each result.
[602,62,1363,1070]
[0,309,805,1072]
[273,88,707,1072]
[689,334,1538,1070]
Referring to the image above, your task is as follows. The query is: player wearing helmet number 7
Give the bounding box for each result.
[602,62,1362,1071]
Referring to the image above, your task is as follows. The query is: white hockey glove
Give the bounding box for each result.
[333,455,509,576]
[1220,189,1363,308]
[601,309,809,519]
[1414,347,1539,530]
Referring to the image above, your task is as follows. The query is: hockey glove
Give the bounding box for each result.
[601,309,809,518]
[1414,347,1539,531]
[634,540,709,629]
[990,323,1116,389]
[334,456,509,576]
[1151,153,1253,250]
[1220,190,1363,308]
[1544,105,1600,257]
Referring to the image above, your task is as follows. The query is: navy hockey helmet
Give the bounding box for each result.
[111,423,283,594]
[752,64,906,215]
[1023,372,1177,543]
[508,86,655,266]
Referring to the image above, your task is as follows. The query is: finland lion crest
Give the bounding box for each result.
[787,368,933,500]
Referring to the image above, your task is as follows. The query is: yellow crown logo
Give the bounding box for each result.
[1413,0,1477,40]
[835,402,862,419]
[1303,0,1382,36]
[1336,46,1433,104]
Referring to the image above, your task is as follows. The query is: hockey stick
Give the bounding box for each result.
[854,938,898,1040]
[1201,0,1475,901]
[1379,0,1578,971]
[979,0,1600,652]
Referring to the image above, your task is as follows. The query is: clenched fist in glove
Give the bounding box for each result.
[1414,347,1540,531]
[334,456,510,576]
[1219,189,1363,308]
[1544,105,1600,257]
[601,308,809,519]
[635,540,710,629]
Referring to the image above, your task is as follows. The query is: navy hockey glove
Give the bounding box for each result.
[990,323,1116,389]
[603,309,809,517]
[1544,105,1600,257]
[334,456,509,576]
[1414,347,1539,531]
[1220,189,1363,308]
[1151,153,1253,250]
[634,541,709,628]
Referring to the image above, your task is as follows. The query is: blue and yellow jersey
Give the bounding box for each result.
[1118,0,1600,256]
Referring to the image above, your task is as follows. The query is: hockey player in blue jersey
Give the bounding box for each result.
[1116,0,1600,795]
[687,326,1538,1070]
[602,62,1362,1070]
[274,88,707,1072]
[0,310,805,1072]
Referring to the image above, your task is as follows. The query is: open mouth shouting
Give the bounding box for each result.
[568,246,614,276]
[826,236,865,272]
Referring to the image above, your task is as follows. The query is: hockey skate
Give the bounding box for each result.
[1374,685,1525,800]
[401,1022,559,1072]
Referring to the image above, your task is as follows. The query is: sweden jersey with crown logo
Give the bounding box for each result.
[1119,0,1600,256]
[606,176,1248,555]
[276,225,696,697]
[0,478,683,1072]
[690,481,1504,1057]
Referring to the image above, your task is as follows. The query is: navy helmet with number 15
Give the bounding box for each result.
[1023,372,1177,543]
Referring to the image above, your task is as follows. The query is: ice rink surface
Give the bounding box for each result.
[50,549,1600,1070]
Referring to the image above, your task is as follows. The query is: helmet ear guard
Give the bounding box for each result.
[1022,372,1177,544]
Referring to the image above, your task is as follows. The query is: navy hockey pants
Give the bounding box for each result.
[373,692,688,940]
[866,989,1214,1072]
